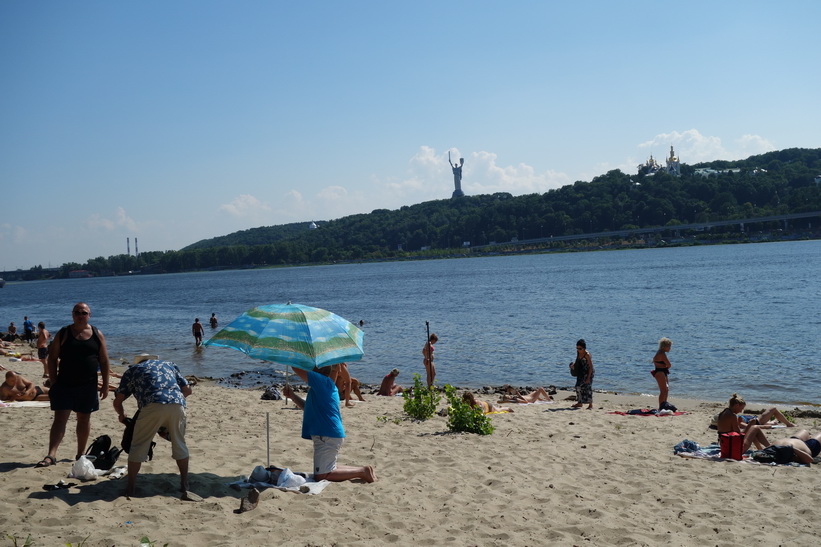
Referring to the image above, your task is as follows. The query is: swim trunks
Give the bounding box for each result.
[38,347,48,359]
[805,438,821,458]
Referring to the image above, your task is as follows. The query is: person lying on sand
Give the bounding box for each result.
[712,393,795,431]
[715,393,772,453]
[463,392,513,414]
[498,386,553,404]
[768,430,821,465]
[1,371,50,401]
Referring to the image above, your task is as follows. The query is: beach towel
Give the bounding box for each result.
[228,466,331,495]
[672,439,810,467]
[608,409,688,417]
[0,401,51,408]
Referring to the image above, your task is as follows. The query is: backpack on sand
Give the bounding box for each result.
[85,434,122,470]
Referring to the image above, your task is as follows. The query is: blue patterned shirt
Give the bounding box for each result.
[116,360,188,408]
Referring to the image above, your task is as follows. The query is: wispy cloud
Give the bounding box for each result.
[219,194,272,220]
[85,207,138,232]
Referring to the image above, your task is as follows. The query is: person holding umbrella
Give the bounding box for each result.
[291,364,376,483]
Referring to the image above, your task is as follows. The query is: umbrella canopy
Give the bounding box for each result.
[203,303,364,371]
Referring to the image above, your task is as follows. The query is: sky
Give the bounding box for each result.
[2,1,820,271]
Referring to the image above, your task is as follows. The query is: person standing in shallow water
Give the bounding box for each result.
[571,339,594,409]
[423,333,438,388]
[651,337,672,410]
[209,313,218,329]
[192,318,204,347]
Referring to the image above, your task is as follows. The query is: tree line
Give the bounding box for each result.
[11,147,821,280]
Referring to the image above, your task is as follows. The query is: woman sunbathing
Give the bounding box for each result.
[716,393,773,453]
[1,371,50,402]
[463,392,513,414]
[498,386,553,404]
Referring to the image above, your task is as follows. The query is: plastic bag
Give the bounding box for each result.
[68,456,100,480]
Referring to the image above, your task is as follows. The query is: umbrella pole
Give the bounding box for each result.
[285,365,290,407]
[266,412,270,468]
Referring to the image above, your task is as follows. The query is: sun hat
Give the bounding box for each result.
[133,353,159,364]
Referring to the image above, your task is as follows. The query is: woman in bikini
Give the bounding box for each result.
[498,385,553,404]
[463,392,512,414]
[715,393,772,453]
[651,337,672,410]
[423,333,438,388]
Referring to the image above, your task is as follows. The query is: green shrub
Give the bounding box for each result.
[443,385,495,435]
[402,373,441,421]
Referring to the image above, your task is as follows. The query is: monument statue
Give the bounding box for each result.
[449,151,465,198]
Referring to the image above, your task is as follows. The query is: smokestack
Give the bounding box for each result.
[135,238,139,257]
[127,237,131,256]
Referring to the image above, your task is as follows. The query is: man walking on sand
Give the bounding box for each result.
[113,354,201,501]
[37,302,110,467]
[292,364,376,483]
[37,322,50,379]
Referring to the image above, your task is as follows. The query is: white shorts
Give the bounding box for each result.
[311,436,343,475]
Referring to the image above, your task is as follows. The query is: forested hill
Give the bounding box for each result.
[182,147,821,257]
[9,148,819,280]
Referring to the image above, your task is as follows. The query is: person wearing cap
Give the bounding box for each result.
[291,364,376,483]
[378,368,403,396]
[113,353,200,501]
[36,302,110,468]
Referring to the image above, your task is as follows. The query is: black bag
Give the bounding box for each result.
[569,362,577,377]
[659,401,678,412]
[86,434,122,470]
[121,410,154,461]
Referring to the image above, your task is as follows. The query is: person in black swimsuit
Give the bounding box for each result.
[36,302,111,467]
[651,337,672,410]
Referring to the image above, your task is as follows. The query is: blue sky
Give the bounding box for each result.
[2,1,819,270]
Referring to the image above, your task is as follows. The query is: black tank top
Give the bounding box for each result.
[57,325,101,387]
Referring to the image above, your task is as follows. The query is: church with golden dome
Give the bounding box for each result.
[638,145,681,177]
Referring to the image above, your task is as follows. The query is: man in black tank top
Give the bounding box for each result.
[35,302,111,468]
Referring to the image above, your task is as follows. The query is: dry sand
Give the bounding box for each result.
[1,349,819,547]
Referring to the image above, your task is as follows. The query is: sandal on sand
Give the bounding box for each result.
[35,456,56,468]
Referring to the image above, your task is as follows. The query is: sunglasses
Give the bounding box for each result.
[73,310,89,315]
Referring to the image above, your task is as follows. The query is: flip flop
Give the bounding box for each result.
[43,480,76,491]
[35,455,56,468]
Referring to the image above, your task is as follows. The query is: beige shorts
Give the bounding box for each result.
[129,403,188,462]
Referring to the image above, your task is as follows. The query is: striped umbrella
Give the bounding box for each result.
[203,302,364,371]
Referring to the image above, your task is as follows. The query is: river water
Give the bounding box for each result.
[2,240,819,406]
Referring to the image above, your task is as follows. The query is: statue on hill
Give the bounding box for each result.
[449,151,465,198]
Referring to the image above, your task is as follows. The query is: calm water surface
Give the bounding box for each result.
[2,241,819,406]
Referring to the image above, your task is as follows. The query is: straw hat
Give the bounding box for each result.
[133,353,159,364]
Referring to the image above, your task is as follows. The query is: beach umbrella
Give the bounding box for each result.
[203,302,364,371]
[204,302,363,467]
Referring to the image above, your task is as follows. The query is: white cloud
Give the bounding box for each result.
[219,194,272,219]
[84,207,138,232]
[637,129,776,165]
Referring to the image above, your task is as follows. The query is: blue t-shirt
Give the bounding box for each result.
[116,360,188,408]
[301,370,345,440]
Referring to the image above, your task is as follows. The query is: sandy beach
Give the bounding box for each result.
[1,346,819,547]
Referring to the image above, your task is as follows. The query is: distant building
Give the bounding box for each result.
[694,167,742,178]
[638,145,681,177]
[308,221,318,230]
